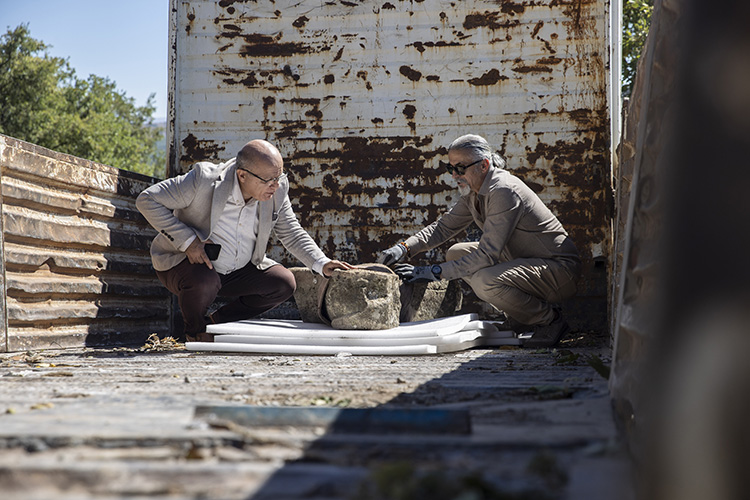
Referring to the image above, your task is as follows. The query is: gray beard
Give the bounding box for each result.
[457,183,471,197]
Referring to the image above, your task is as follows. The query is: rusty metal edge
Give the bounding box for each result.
[0,136,7,352]
[167,0,179,180]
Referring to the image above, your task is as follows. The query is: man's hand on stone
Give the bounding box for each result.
[323,260,355,277]
[185,238,213,270]
[377,243,407,266]
[393,263,440,283]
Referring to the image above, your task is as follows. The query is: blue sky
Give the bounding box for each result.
[2,0,169,120]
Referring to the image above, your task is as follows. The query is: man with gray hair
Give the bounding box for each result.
[377,134,581,347]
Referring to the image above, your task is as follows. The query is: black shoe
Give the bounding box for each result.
[496,315,533,335]
[523,310,570,348]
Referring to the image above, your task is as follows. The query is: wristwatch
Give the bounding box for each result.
[431,264,443,278]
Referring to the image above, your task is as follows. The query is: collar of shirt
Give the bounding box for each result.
[229,175,257,207]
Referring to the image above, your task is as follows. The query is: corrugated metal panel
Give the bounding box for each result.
[170,0,613,331]
[0,135,171,352]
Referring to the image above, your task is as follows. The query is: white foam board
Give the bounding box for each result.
[186,342,438,355]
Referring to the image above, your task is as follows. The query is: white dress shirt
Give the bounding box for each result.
[208,177,259,275]
[197,175,329,276]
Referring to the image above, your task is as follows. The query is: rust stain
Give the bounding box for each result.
[292,16,309,28]
[399,65,422,82]
[214,68,258,87]
[276,121,307,139]
[498,0,526,15]
[180,134,225,164]
[219,31,275,43]
[383,2,396,9]
[411,41,460,53]
[530,20,544,38]
[282,64,301,82]
[186,10,195,34]
[467,68,508,86]
[403,104,417,133]
[537,56,563,65]
[333,47,344,61]
[567,108,608,129]
[324,74,335,84]
[241,42,318,57]
[463,11,520,30]
[552,0,598,39]
[512,65,553,74]
[525,136,607,167]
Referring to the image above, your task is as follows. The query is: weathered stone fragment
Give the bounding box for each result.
[289,267,325,323]
[399,279,463,323]
[324,266,401,330]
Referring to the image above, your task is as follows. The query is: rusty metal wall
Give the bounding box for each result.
[0,135,171,352]
[170,0,614,331]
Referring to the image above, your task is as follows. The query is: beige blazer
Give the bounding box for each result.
[404,167,580,281]
[136,158,327,273]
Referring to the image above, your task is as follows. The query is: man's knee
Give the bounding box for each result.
[270,266,296,300]
[472,276,513,305]
[183,278,221,308]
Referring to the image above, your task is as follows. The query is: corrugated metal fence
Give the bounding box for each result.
[0,135,170,352]
[170,0,615,331]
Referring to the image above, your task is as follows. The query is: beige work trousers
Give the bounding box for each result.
[446,242,580,326]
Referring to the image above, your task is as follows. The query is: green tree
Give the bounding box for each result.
[622,0,654,97]
[0,24,165,178]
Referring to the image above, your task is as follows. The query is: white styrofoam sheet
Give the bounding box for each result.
[189,314,523,354]
[186,342,439,355]
[206,314,479,338]
[214,328,483,347]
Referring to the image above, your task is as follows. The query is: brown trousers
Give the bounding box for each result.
[446,242,580,326]
[156,259,296,337]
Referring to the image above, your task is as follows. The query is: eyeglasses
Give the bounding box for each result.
[440,158,484,176]
[239,168,287,185]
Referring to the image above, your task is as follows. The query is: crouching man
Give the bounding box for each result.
[137,139,353,341]
[378,134,581,347]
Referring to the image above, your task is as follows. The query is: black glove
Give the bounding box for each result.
[377,242,408,266]
[393,263,440,283]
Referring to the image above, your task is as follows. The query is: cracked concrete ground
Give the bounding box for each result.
[0,334,632,500]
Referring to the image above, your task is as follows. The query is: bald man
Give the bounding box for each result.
[137,139,353,342]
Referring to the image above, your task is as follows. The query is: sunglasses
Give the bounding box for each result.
[439,158,484,176]
[239,168,287,185]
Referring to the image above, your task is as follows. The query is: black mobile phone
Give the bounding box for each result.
[204,243,221,261]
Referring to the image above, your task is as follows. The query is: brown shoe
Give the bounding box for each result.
[185,331,215,343]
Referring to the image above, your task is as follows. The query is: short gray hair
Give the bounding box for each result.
[448,134,506,169]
